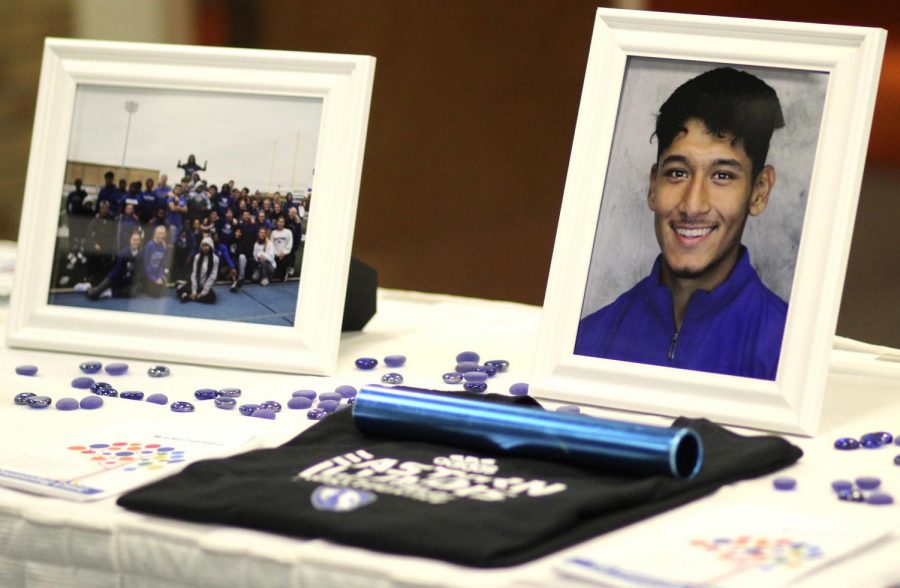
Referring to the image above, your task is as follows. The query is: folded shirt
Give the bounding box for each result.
[118,394,802,567]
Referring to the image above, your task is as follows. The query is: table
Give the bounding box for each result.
[1,288,899,587]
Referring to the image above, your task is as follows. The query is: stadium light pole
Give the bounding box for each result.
[121,100,139,177]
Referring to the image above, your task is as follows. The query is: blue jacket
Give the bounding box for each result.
[574,248,787,380]
[214,243,235,270]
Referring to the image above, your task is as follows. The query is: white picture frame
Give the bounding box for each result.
[7,38,375,375]
[531,9,885,435]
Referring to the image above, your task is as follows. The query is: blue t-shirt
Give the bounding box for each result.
[574,248,787,380]
[97,186,121,215]
[143,240,168,282]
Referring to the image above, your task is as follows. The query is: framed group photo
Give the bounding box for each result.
[532,9,885,434]
[7,39,375,375]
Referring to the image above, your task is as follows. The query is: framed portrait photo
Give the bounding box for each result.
[532,9,885,434]
[7,39,375,375]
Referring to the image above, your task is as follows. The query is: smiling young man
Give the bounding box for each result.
[574,67,787,380]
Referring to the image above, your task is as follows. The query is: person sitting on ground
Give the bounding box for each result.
[228,225,249,292]
[83,231,142,300]
[210,232,238,291]
[142,225,169,298]
[177,236,218,304]
[251,226,275,287]
[270,215,294,281]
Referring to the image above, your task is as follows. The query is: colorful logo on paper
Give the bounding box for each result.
[691,536,823,570]
[67,442,186,472]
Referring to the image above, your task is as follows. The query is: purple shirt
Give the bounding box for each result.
[574,247,787,380]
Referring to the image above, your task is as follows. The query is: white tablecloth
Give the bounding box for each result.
[1,288,899,587]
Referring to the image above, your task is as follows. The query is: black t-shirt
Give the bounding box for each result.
[118,395,802,568]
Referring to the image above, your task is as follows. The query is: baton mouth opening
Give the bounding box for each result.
[673,430,703,479]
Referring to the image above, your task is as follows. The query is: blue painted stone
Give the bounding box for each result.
[318,399,340,412]
[509,382,529,396]
[79,361,102,374]
[146,393,168,405]
[478,364,498,377]
[384,355,407,368]
[837,489,865,502]
[866,492,894,505]
[556,405,581,414]
[319,392,342,402]
[215,397,237,410]
[773,477,796,491]
[381,372,404,385]
[147,365,170,378]
[455,361,479,373]
[287,396,313,409]
[831,480,853,492]
[171,401,195,413]
[92,386,118,397]
[292,389,317,399]
[251,408,276,420]
[14,392,36,405]
[259,400,282,413]
[55,397,79,411]
[455,351,480,363]
[26,395,52,408]
[442,372,463,385]
[15,365,38,376]
[863,431,893,445]
[895,436,900,446]
[463,382,487,393]
[91,381,112,393]
[80,396,103,409]
[856,476,881,490]
[104,362,129,376]
[894,454,900,466]
[484,360,510,373]
[355,357,378,370]
[194,388,217,400]
[463,371,488,383]
[239,403,260,416]
[307,408,328,420]
[833,437,860,450]
[334,385,357,399]
[860,435,885,449]
[71,376,95,389]
[217,388,242,398]
[120,391,145,401]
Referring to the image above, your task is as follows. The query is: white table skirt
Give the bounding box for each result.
[1,288,899,587]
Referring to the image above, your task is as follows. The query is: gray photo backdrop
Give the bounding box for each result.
[579,57,828,319]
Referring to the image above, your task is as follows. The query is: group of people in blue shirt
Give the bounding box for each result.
[574,68,789,381]
[64,154,308,305]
